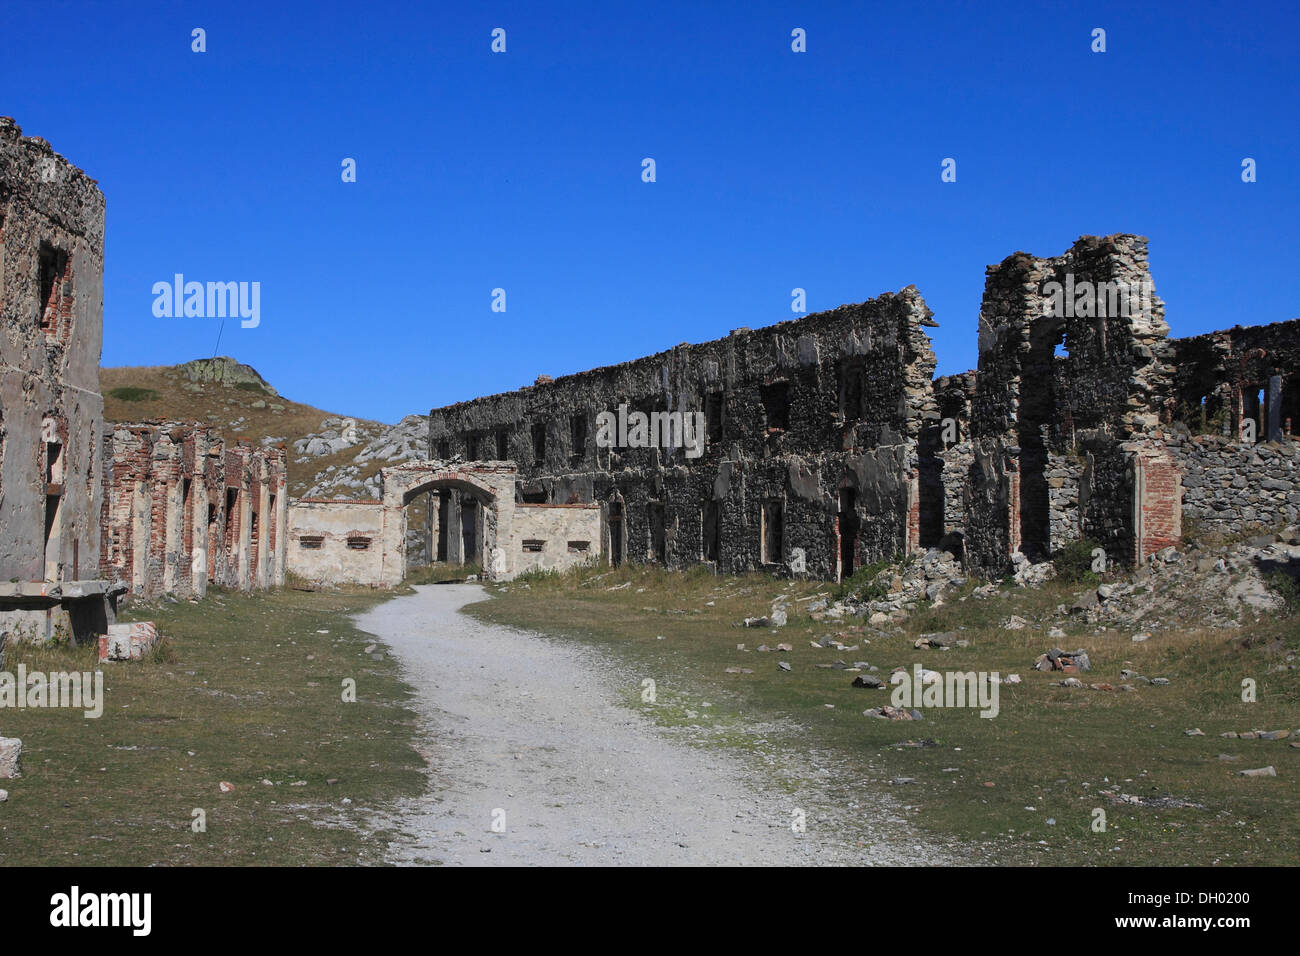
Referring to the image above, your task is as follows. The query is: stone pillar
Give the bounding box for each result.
[447,491,464,565]
[191,479,209,598]
[1267,374,1284,443]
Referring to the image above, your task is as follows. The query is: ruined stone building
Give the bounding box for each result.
[422,234,1298,583]
[0,118,113,644]
[0,119,286,654]
[959,235,1182,576]
[6,120,1294,601]
[287,461,602,585]
[426,290,941,581]
[100,422,288,599]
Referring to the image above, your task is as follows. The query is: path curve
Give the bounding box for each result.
[356,584,958,866]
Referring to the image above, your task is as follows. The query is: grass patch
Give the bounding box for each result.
[1052,537,1103,586]
[403,562,481,585]
[106,386,160,402]
[466,561,1300,866]
[0,586,425,866]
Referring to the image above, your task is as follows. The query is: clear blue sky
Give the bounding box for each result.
[3,1,1296,423]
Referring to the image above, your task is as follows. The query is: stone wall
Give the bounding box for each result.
[1167,432,1300,536]
[510,503,603,575]
[965,235,1181,575]
[428,288,940,581]
[286,499,385,585]
[0,118,112,645]
[101,422,288,598]
[1170,319,1300,442]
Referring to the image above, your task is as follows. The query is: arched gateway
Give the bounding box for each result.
[287,459,602,586]
[378,461,518,586]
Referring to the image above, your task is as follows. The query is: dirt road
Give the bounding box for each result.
[356,584,957,866]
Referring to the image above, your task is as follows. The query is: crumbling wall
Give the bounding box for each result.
[1167,432,1300,536]
[920,371,975,555]
[0,118,111,644]
[428,288,939,581]
[965,235,1179,574]
[102,423,287,598]
[286,499,384,585]
[1170,319,1300,442]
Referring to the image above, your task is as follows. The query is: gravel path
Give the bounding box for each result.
[356,584,960,866]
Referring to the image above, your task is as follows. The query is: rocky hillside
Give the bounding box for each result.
[100,357,427,499]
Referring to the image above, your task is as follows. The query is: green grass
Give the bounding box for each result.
[0,586,425,866]
[106,386,160,402]
[467,560,1300,865]
[403,562,482,585]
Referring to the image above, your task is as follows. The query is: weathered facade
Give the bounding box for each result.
[960,235,1182,576]
[1,121,290,658]
[287,498,385,586]
[1164,318,1300,538]
[423,234,1297,582]
[427,289,940,582]
[0,118,115,646]
[100,422,288,599]
[286,461,603,585]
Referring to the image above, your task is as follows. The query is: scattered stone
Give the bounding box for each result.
[915,631,957,649]
[1005,615,1030,630]
[1101,791,1205,810]
[1259,730,1291,740]
[775,642,792,652]
[1131,632,1151,643]
[851,674,884,689]
[0,738,21,779]
[219,781,235,793]
[1184,728,1205,737]
[890,777,917,785]
[1070,591,1100,614]
[1033,647,1091,672]
[1238,766,1277,777]
[98,621,160,662]
[777,661,791,672]
[0,789,7,802]
[862,705,922,721]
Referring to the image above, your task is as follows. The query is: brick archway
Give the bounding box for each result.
[378,461,518,585]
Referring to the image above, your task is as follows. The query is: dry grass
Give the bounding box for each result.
[467,561,1300,866]
[0,586,425,866]
[100,364,382,496]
